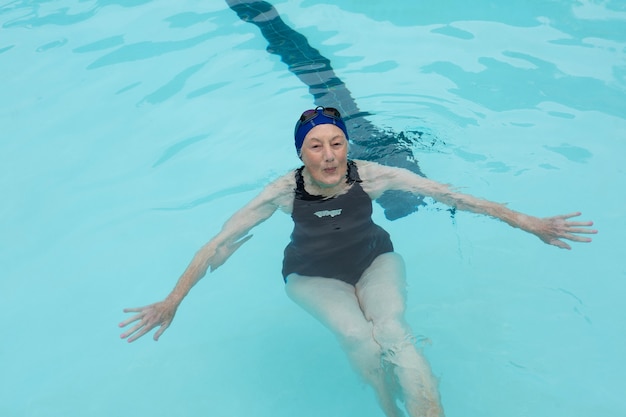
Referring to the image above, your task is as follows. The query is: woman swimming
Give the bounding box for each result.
[119,106,596,417]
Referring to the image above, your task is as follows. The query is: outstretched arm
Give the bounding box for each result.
[358,161,597,249]
[119,173,295,342]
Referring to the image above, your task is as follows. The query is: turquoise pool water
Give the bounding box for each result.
[1,1,625,416]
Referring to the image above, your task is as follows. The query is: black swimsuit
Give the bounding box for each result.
[282,161,394,285]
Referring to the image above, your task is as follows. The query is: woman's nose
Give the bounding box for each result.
[323,145,335,161]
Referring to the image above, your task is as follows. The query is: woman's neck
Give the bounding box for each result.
[301,168,350,198]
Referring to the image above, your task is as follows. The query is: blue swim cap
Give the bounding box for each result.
[294,107,349,158]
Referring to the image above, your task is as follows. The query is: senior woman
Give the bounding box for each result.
[119,107,596,417]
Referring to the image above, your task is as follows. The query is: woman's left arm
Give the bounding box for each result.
[358,161,597,249]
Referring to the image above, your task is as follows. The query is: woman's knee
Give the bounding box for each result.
[334,320,375,349]
[371,318,414,352]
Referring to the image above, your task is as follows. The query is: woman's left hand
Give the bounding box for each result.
[528,212,597,249]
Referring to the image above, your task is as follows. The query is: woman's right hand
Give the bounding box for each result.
[119,300,178,342]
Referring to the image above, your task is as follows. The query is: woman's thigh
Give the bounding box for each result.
[356,252,408,322]
[285,274,372,342]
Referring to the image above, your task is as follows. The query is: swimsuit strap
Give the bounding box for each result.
[346,160,361,183]
[294,166,307,199]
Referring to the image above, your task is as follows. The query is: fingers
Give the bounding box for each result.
[563,233,593,243]
[119,306,153,341]
[120,321,147,342]
[118,305,152,328]
[123,306,149,313]
[562,221,597,242]
[120,317,163,343]
[549,239,572,250]
[555,211,582,220]
[119,303,173,342]
[153,322,170,341]
[545,213,597,245]
[126,326,152,343]
[118,313,143,328]
[565,221,594,228]
[552,212,595,226]
[566,227,597,236]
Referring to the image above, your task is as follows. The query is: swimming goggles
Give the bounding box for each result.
[297,106,343,125]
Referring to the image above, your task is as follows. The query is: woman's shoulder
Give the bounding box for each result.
[262,170,295,194]
[351,160,393,198]
[352,160,427,198]
[352,159,396,179]
[262,169,297,213]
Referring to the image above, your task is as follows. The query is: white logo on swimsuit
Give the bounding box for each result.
[314,209,342,218]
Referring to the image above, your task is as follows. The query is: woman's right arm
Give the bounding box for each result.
[119,173,295,342]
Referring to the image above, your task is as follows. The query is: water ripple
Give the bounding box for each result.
[543,144,593,163]
[152,134,210,168]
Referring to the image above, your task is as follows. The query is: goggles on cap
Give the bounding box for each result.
[293,106,348,158]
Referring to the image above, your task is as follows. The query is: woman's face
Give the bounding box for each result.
[300,124,348,189]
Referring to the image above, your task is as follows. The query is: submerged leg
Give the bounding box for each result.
[285,274,405,417]
[356,253,444,417]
